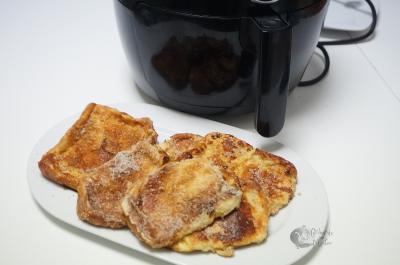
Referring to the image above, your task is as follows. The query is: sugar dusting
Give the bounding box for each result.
[78,141,166,228]
[108,151,140,175]
[249,166,269,196]
[124,159,242,247]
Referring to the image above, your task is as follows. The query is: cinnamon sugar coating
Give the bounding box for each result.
[158,133,203,161]
[122,158,242,248]
[160,132,297,256]
[170,178,269,257]
[38,104,297,257]
[160,132,297,216]
[76,141,169,228]
[38,103,158,190]
[159,132,253,168]
[229,148,297,215]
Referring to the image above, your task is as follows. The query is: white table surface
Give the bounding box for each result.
[1,0,399,264]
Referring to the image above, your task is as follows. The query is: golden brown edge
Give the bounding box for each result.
[38,103,97,190]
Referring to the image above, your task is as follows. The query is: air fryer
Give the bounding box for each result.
[114,0,330,137]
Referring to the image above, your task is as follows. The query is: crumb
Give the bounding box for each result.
[297,192,301,196]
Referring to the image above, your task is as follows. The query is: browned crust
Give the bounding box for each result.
[169,178,269,256]
[159,132,254,169]
[38,103,98,189]
[38,103,97,188]
[161,132,297,218]
[122,158,242,248]
[200,132,253,168]
[38,152,79,189]
[162,133,297,218]
[229,148,297,215]
[254,148,297,179]
[159,133,204,161]
[51,103,97,154]
[76,142,169,228]
[254,148,297,202]
[76,183,127,228]
[204,180,268,246]
[38,103,158,190]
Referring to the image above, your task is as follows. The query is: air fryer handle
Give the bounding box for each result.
[241,16,292,137]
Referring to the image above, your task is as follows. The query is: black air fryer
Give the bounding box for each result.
[114,0,330,137]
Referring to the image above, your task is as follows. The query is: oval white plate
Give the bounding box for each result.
[324,0,380,31]
[27,102,328,265]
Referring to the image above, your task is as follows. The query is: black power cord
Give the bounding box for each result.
[298,0,377,86]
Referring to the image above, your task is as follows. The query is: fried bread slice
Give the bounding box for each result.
[170,178,269,257]
[229,148,297,215]
[122,158,243,248]
[197,132,253,168]
[160,132,297,215]
[158,133,203,161]
[76,141,169,228]
[159,132,253,167]
[38,103,158,190]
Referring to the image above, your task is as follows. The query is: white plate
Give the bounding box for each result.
[27,103,328,265]
[324,0,380,31]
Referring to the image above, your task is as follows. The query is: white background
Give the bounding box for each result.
[1,0,399,264]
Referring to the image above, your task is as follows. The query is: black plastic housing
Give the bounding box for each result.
[114,0,329,136]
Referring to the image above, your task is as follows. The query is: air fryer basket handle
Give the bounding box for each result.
[240,16,292,137]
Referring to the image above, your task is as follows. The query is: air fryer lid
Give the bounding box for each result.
[118,0,324,16]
